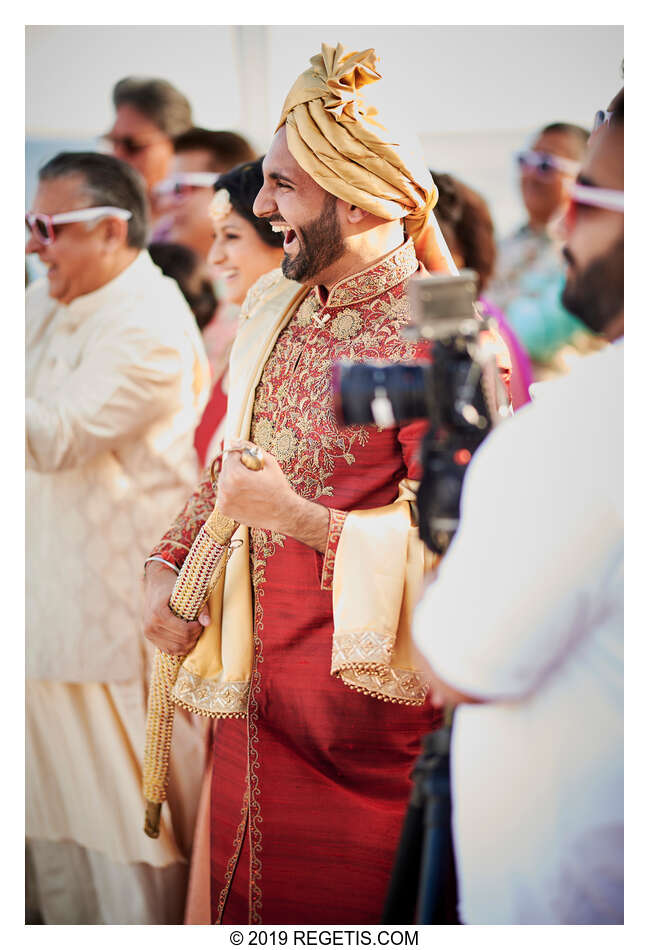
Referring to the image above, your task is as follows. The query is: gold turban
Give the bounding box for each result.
[277,43,437,240]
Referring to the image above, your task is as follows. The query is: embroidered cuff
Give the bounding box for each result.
[320,508,348,591]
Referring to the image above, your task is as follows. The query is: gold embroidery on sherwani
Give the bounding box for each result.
[272,427,298,464]
[295,291,322,327]
[248,526,286,924]
[329,308,363,340]
[215,786,250,923]
[251,417,274,452]
[325,242,417,307]
[241,240,422,923]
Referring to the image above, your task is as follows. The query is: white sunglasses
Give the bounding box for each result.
[26,206,133,245]
[516,150,581,178]
[569,182,624,214]
[152,172,220,197]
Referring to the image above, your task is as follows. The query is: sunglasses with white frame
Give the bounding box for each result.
[515,150,582,178]
[25,206,133,245]
[152,172,220,198]
[569,182,624,214]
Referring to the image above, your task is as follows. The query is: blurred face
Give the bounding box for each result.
[208,210,283,306]
[25,174,121,304]
[107,104,173,192]
[561,120,624,338]
[253,127,346,285]
[520,130,584,227]
[157,150,221,259]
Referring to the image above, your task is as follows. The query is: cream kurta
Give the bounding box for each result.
[26,251,210,879]
[27,250,210,682]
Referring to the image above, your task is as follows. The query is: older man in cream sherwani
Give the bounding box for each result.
[25,151,210,924]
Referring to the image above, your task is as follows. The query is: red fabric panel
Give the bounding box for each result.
[194,377,228,469]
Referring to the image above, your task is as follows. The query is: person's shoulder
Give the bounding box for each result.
[471,345,622,488]
[138,250,192,307]
[240,268,300,322]
[116,252,197,330]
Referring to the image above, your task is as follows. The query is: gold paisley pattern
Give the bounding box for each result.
[329,308,363,340]
[251,417,274,453]
[272,428,298,464]
[295,292,322,327]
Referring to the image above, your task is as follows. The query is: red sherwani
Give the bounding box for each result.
[152,242,443,923]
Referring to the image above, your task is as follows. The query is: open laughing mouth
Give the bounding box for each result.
[271,222,298,252]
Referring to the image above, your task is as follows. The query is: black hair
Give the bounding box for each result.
[148,242,217,331]
[112,77,193,137]
[214,159,284,249]
[173,127,256,171]
[38,151,149,248]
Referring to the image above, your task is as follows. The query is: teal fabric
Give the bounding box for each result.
[506,272,585,363]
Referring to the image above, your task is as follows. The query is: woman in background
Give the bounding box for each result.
[193,160,284,467]
[183,160,283,923]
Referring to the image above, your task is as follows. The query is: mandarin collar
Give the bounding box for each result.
[313,240,418,310]
[53,250,152,326]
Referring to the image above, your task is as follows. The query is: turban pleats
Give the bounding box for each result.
[277,42,437,239]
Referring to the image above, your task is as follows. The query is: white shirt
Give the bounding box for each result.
[26,251,210,682]
[413,340,623,923]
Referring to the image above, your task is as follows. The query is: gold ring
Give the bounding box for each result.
[240,445,264,471]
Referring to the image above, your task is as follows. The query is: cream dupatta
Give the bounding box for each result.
[173,272,432,716]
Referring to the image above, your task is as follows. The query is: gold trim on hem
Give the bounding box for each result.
[331,629,393,672]
[172,667,250,718]
[334,665,429,706]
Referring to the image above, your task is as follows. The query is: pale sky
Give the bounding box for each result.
[26,25,623,141]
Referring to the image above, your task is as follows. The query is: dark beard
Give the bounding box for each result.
[561,238,624,335]
[281,193,345,283]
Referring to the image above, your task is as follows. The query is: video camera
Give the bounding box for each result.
[333,272,508,555]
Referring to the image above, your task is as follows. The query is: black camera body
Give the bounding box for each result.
[333,272,507,554]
